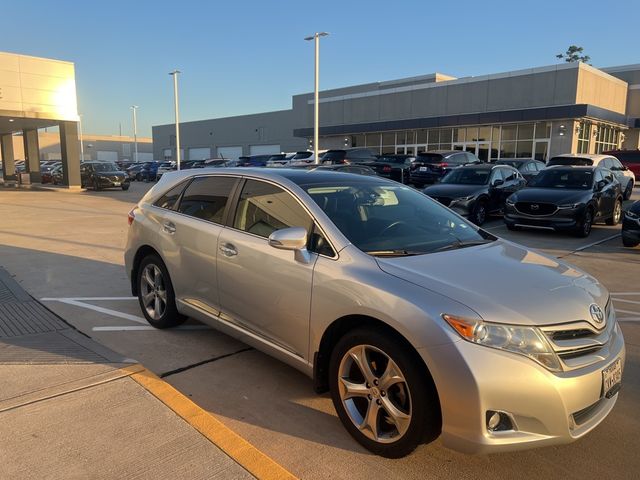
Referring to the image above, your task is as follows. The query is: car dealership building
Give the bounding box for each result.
[153,62,640,163]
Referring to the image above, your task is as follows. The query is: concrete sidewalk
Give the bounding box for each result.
[0,267,293,480]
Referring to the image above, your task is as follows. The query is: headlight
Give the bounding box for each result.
[625,210,639,219]
[558,203,581,209]
[454,195,475,202]
[443,314,562,372]
[506,198,515,206]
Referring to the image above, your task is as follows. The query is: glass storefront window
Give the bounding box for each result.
[352,134,365,147]
[516,141,533,158]
[517,124,534,140]
[535,122,551,139]
[416,129,428,144]
[465,127,478,142]
[452,128,465,142]
[382,145,395,154]
[366,133,381,147]
[427,143,439,152]
[406,131,416,144]
[395,131,406,145]
[477,126,491,142]
[382,132,395,146]
[440,143,452,151]
[502,125,517,141]
[440,129,452,143]
[428,129,439,144]
[501,141,516,158]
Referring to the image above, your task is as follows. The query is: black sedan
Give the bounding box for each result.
[423,164,525,225]
[368,155,415,184]
[495,159,545,183]
[409,150,481,187]
[504,166,622,237]
[80,161,130,191]
[622,200,640,247]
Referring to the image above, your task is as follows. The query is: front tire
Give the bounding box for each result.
[622,235,639,247]
[93,179,101,191]
[470,199,487,226]
[137,254,186,328]
[575,208,593,237]
[329,328,440,458]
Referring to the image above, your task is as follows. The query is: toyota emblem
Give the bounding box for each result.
[589,304,605,324]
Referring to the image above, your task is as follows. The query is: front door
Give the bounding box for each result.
[216,179,317,357]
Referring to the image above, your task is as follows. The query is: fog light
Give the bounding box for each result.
[486,410,514,432]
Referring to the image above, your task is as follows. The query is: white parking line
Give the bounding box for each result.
[42,297,147,324]
[612,298,640,306]
[618,318,640,322]
[93,325,211,332]
[615,308,640,316]
[41,296,136,301]
[611,292,640,296]
[570,233,621,254]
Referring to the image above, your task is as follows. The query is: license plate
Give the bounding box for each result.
[419,166,427,172]
[114,182,121,186]
[602,358,622,397]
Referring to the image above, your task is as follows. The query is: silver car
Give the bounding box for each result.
[124,168,625,458]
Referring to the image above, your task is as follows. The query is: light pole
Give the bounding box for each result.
[304,32,329,164]
[169,70,181,170]
[78,114,84,162]
[130,105,139,163]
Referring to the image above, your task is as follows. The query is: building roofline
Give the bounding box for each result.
[0,50,74,66]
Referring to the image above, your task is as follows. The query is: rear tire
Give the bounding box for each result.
[622,236,639,248]
[136,254,186,328]
[329,328,440,458]
[606,200,622,225]
[122,184,130,191]
[624,181,633,201]
[506,223,521,231]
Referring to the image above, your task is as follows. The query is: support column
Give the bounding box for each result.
[23,129,41,183]
[59,121,81,188]
[1,134,17,183]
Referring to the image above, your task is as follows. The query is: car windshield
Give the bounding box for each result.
[304,182,494,255]
[93,163,119,172]
[440,168,490,185]
[376,156,407,164]
[547,157,593,166]
[528,169,593,189]
[497,160,520,168]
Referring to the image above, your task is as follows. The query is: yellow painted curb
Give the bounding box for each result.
[127,365,298,480]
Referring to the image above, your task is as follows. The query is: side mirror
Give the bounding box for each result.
[595,180,606,191]
[492,179,504,187]
[268,227,311,263]
[622,165,629,171]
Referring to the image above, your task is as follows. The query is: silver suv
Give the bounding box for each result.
[125,168,625,458]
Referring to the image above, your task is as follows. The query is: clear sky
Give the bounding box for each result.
[2,0,638,137]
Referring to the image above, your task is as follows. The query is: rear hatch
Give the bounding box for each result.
[411,153,447,173]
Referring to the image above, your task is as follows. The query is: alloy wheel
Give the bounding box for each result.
[613,202,622,224]
[474,203,486,225]
[583,210,593,236]
[140,264,167,320]
[338,344,412,444]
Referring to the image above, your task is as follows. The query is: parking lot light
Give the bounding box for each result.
[130,105,139,163]
[169,70,181,170]
[304,32,329,164]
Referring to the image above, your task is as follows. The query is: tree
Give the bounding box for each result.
[556,45,590,63]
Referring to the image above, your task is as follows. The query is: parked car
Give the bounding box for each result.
[117,160,139,171]
[135,161,160,182]
[266,153,297,167]
[236,154,273,167]
[155,161,176,181]
[80,161,130,190]
[409,151,481,187]
[126,168,624,457]
[423,164,525,225]
[622,200,640,247]
[126,163,145,180]
[504,166,622,237]
[51,164,64,185]
[290,150,327,165]
[603,150,640,179]
[178,159,207,170]
[495,159,546,183]
[204,158,236,168]
[370,155,416,184]
[547,154,635,200]
[40,164,60,184]
[309,164,377,176]
[321,148,378,165]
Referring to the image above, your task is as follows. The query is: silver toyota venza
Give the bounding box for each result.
[125,168,624,458]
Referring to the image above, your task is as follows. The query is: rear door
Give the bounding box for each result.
[166,175,239,313]
[216,178,317,357]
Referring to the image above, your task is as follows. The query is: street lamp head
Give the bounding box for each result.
[169,70,181,75]
[131,105,139,109]
[304,32,330,41]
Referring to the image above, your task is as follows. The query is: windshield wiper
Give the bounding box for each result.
[365,249,424,257]
[432,239,493,253]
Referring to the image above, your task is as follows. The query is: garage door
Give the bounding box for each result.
[188,147,210,160]
[249,144,280,156]
[137,152,154,161]
[97,151,118,161]
[217,146,243,160]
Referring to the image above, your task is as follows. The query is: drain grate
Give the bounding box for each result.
[0,302,69,338]
[0,331,108,364]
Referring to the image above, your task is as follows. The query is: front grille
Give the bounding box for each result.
[515,202,558,216]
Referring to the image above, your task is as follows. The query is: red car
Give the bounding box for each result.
[603,150,640,178]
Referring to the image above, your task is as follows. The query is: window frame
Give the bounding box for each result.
[226,177,339,259]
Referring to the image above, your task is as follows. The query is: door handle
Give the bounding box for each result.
[219,243,238,257]
[162,221,176,234]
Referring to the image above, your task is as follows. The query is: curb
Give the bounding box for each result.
[127,364,298,480]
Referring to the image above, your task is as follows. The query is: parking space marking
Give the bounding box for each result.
[41,296,137,301]
[613,298,640,306]
[93,325,211,332]
[42,297,148,324]
[611,292,640,296]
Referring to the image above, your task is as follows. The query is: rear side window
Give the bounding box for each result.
[177,176,237,224]
[233,179,313,238]
[154,181,189,210]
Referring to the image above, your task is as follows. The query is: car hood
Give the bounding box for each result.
[423,183,487,198]
[376,240,607,326]
[510,187,590,204]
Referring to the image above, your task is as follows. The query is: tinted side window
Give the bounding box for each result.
[594,169,604,183]
[465,153,477,164]
[154,180,189,210]
[503,168,518,182]
[490,168,505,183]
[234,180,313,238]
[177,176,236,223]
